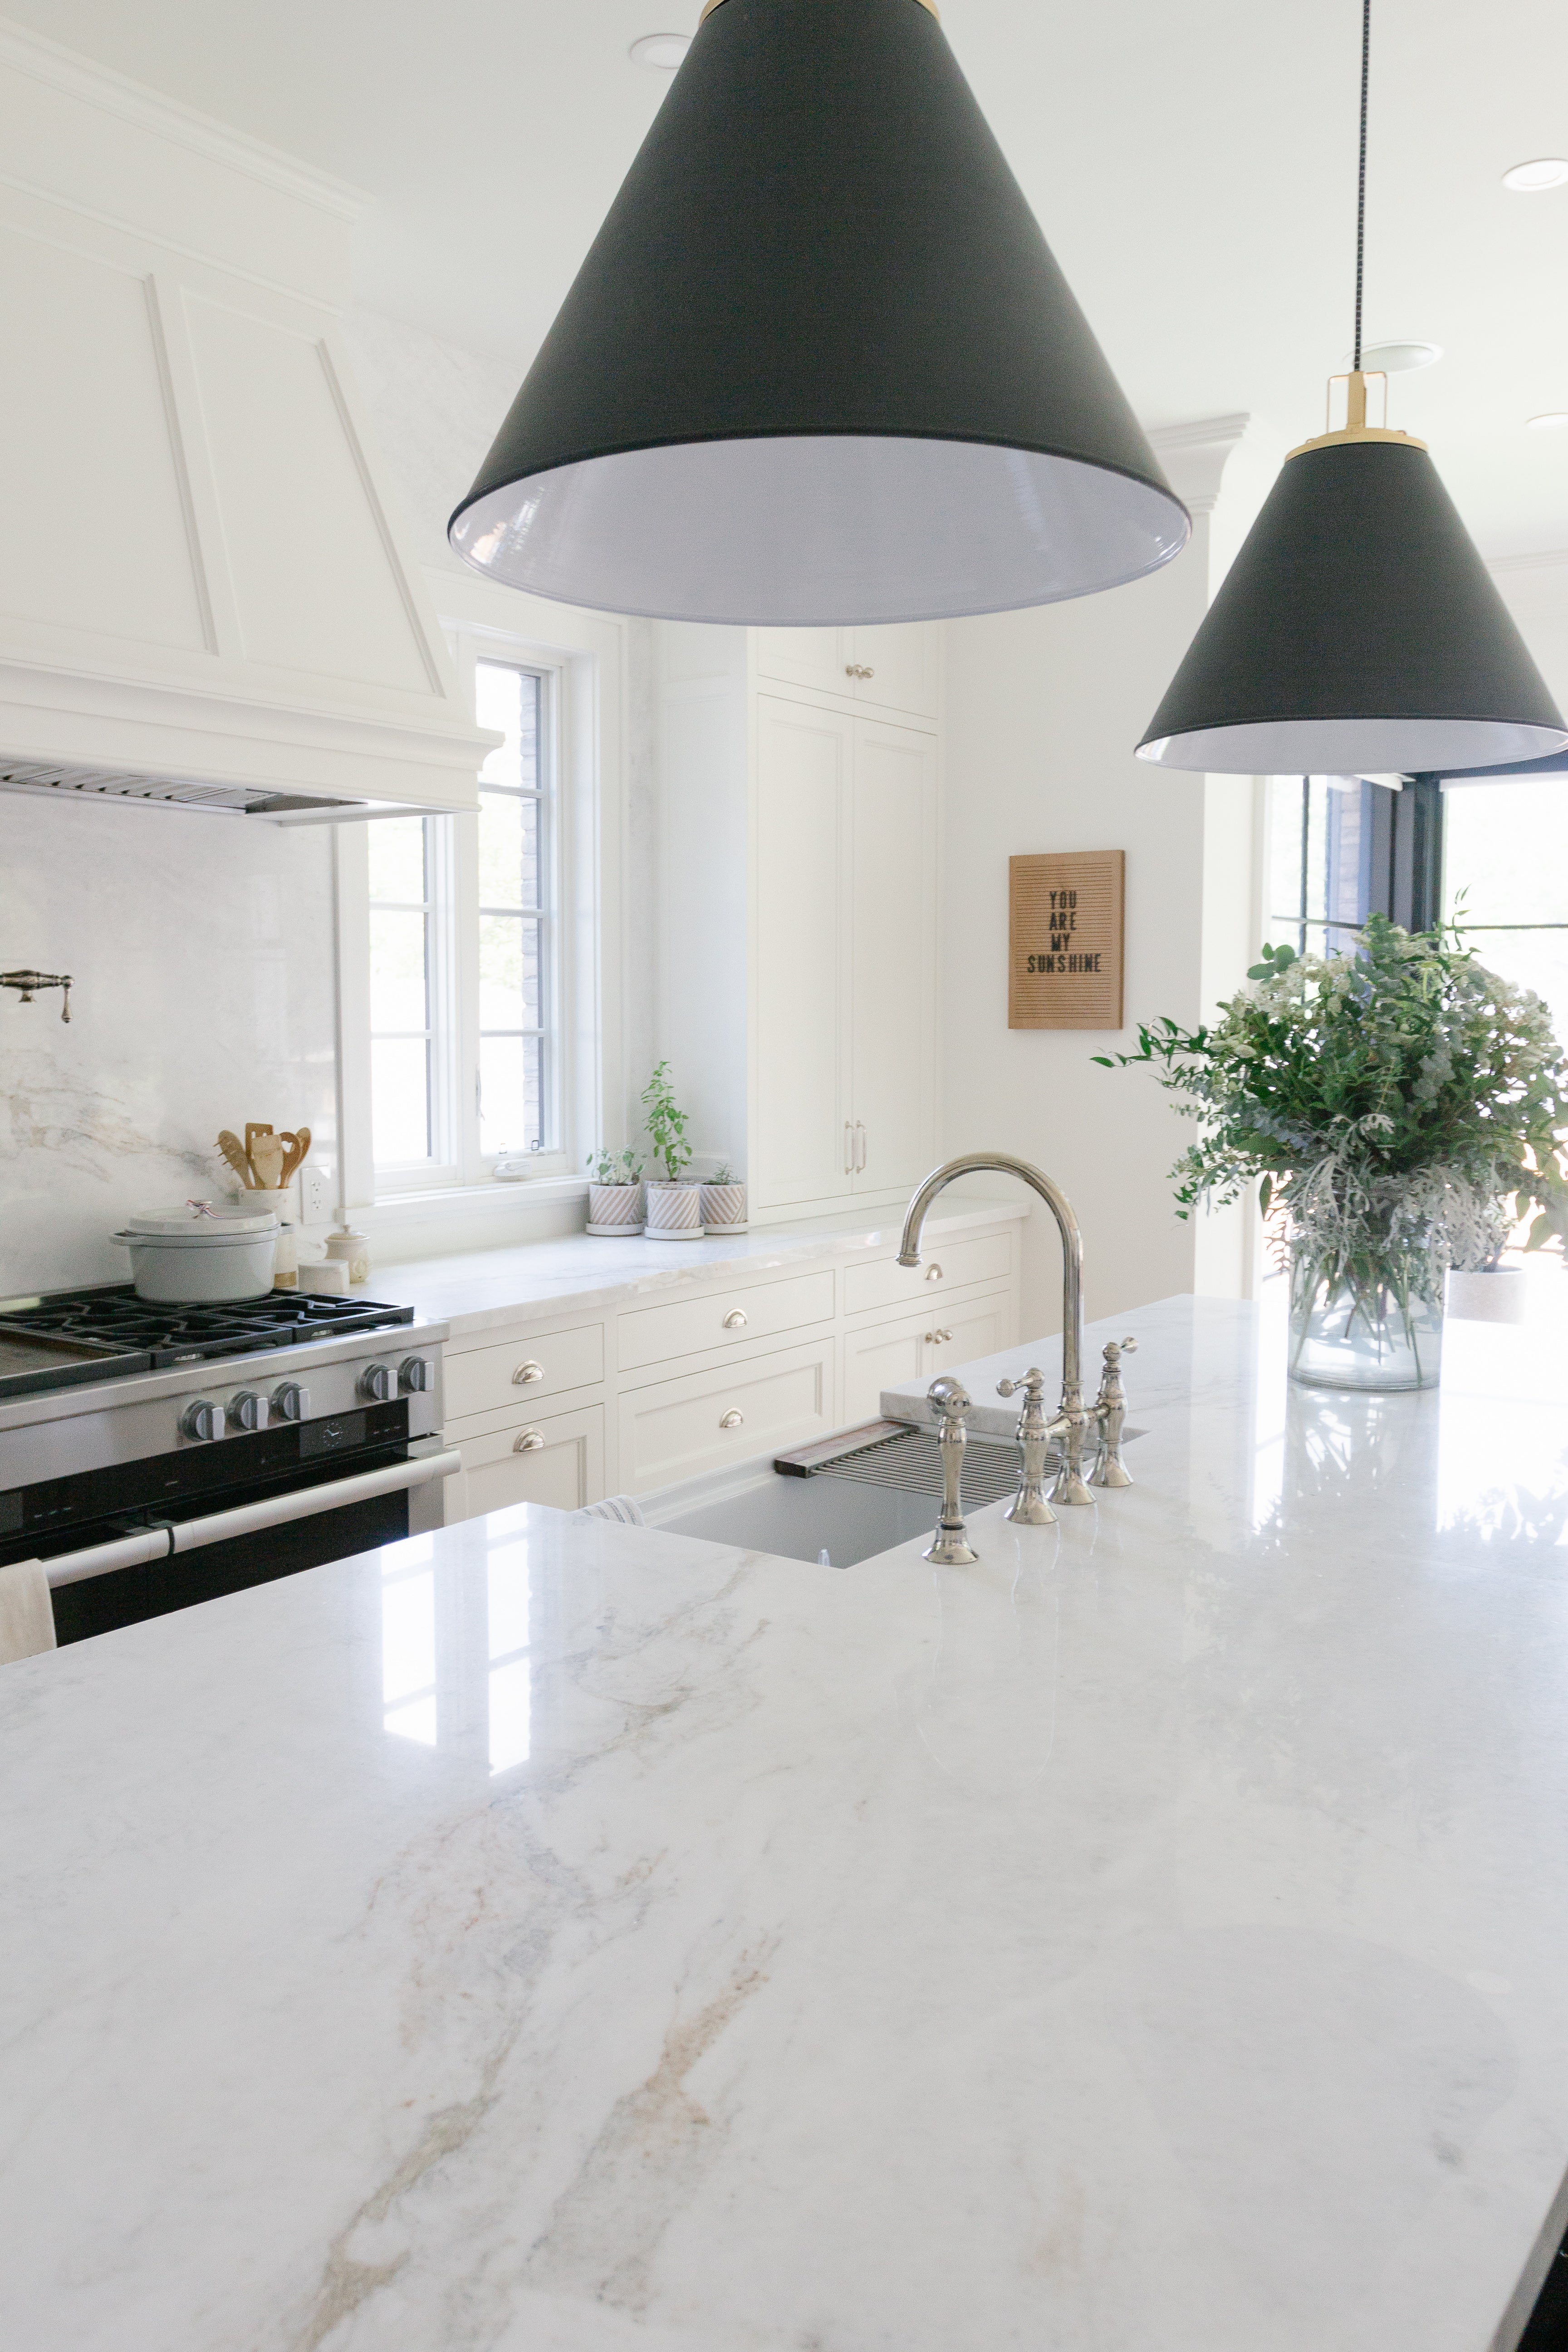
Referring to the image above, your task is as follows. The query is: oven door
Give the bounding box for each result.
[24,1441,459,1645]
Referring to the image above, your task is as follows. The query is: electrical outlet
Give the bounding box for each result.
[300,1163,332,1225]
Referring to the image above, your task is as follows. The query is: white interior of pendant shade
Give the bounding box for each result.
[451,435,1188,625]
[1137,716,1568,776]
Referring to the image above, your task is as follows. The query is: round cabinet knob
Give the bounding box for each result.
[936,1328,952,1344]
[399,1356,432,1394]
[179,1400,221,1443]
[513,1428,545,1454]
[271,1382,311,1423]
[719,1408,745,1431]
[722,1309,748,1331]
[226,1390,269,1434]
[512,1360,545,1386]
[357,1363,397,1405]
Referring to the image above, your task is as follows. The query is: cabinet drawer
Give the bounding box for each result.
[451,1401,604,1523]
[844,1230,1014,1318]
[618,1269,834,1372]
[444,1321,604,1420]
[842,1285,1019,1425]
[620,1339,834,1492]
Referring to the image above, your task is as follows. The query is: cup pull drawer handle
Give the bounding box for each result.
[925,1264,943,1283]
[514,1428,545,1453]
[513,1361,545,1385]
[719,1409,745,1431]
[722,1309,748,1330]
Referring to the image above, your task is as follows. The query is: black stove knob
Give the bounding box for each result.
[179,1400,222,1443]
[226,1391,269,1435]
[270,1382,311,1423]
[398,1355,432,1395]
[357,1362,397,1405]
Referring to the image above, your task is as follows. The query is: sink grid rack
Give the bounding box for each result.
[774,1418,1147,1507]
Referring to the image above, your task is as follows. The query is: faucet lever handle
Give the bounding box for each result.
[1102,1336,1137,1364]
[996,1366,1049,1402]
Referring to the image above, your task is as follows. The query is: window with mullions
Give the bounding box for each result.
[1266,774,1444,956]
[475,661,549,1156]
[1443,777,1568,1049]
[360,651,560,1192]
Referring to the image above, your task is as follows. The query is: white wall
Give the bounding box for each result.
[0,793,336,1294]
[937,422,1274,1336]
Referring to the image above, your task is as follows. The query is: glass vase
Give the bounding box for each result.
[1287,1243,1445,1392]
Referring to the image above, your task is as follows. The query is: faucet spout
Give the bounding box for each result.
[898,1152,1085,1406]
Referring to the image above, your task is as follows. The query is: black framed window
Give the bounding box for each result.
[1266,775,1445,955]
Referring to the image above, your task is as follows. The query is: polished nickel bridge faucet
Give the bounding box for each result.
[902,1153,1138,1550]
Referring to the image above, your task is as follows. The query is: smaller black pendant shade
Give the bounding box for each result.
[1136,423,1567,774]
[449,0,1188,626]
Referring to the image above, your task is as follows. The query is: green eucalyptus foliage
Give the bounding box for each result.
[1095,914,1568,1269]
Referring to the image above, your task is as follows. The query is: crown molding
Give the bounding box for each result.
[0,14,365,221]
[1146,413,1251,516]
[1488,548,1568,578]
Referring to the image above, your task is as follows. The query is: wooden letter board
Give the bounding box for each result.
[1009,850,1125,1030]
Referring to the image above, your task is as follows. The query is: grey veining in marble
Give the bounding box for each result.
[5,1292,1568,2350]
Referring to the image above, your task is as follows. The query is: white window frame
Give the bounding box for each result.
[336,584,625,1230]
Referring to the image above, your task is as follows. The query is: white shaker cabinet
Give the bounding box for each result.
[659,619,941,1226]
[755,624,941,721]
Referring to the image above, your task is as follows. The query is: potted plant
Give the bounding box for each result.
[1096,914,1568,1392]
[700,1162,748,1235]
[585,1147,645,1236]
[640,1062,702,1240]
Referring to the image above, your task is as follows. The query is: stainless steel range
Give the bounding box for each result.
[0,1284,455,1645]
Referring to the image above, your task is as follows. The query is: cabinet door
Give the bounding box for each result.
[753,696,853,1210]
[848,624,940,720]
[923,1291,1018,1379]
[843,1308,929,1426]
[755,627,853,698]
[850,718,938,1195]
[452,1403,605,1523]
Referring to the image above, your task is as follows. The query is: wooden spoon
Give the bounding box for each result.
[251,1133,286,1191]
[216,1130,256,1189]
[278,1127,311,1185]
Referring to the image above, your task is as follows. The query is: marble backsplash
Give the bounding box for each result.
[0,792,337,1297]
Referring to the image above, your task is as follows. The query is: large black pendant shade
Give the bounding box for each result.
[449,0,1189,626]
[1137,411,1568,774]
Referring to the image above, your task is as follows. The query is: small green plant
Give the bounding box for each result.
[641,1061,692,1183]
[709,1164,732,1186]
[587,1147,642,1186]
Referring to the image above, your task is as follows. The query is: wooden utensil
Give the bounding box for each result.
[216,1131,257,1189]
[278,1127,311,1185]
[251,1133,286,1191]
[244,1124,273,1177]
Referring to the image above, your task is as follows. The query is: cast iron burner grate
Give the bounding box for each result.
[0,1282,416,1374]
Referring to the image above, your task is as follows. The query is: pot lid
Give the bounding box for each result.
[127,1201,279,1236]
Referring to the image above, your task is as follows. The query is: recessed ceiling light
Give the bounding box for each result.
[1349,339,1444,373]
[629,33,691,70]
[1527,412,1568,430]
[1503,157,1568,193]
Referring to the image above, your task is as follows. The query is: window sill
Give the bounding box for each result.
[350,1175,590,1262]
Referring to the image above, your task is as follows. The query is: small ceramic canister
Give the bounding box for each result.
[324,1226,372,1285]
[273,1224,299,1291]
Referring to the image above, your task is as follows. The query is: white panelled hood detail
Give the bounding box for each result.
[0,23,492,822]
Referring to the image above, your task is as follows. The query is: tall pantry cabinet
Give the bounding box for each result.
[656,621,941,1225]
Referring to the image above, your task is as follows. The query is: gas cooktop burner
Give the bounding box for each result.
[0,1283,417,1399]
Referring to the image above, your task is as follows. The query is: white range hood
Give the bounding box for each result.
[0,22,492,823]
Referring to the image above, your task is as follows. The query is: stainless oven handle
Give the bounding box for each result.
[39,1446,462,1589]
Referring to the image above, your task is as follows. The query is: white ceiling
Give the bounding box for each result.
[8,0,1568,556]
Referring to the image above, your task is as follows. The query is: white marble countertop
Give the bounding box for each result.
[6,1289,1568,2351]
[372,1195,1024,1339]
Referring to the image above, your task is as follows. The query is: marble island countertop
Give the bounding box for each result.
[371,1193,1025,1338]
[6,1293,1568,2349]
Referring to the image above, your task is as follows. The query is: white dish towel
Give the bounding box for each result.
[572,1494,647,1527]
[0,1560,56,1664]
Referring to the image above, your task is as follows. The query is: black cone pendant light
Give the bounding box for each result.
[450,0,1189,626]
[1137,0,1567,777]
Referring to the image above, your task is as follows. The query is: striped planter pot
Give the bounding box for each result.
[586,1181,644,1236]
[644,1181,704,1241]
[700,1181,748,1234]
